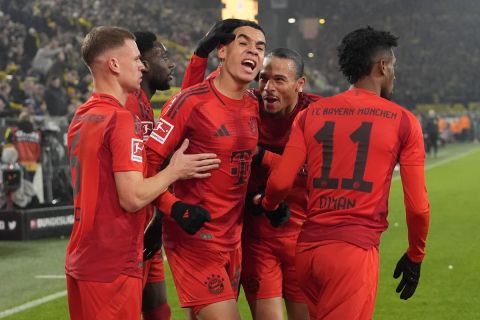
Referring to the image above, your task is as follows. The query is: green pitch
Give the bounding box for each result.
[1,142,479,319]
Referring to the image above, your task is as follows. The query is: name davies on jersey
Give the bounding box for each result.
[313,107,398,120]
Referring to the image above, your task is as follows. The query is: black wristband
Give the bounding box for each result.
[252,146,265,165]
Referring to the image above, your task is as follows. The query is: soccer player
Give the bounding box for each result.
[124,31,175,320]
[145,20,266,320]
[258,26,430,319]
[65,26,218,320]
[182,43,319,319]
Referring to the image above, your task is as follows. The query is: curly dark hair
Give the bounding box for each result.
[337,26,398,84]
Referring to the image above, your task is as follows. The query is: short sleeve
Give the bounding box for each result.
[110,111,145,173]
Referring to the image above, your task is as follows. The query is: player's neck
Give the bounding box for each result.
[92,77,129,106]
[352,79,380,96]
[213,72,248,100]
[141,82,155,101]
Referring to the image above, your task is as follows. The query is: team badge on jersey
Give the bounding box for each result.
[141,121,154,140]
[204,274,225,295]
[150,118,174,144]
[131,138,144,162]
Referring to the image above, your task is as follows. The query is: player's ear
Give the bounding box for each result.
[296,76,306,93]
[108,57,120,75]
[379,59,388,76]
[217,44,227,61]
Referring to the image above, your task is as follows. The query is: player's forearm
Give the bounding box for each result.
[263,146,306,210]
[181,54,208,89]
[400,165,431,262]
[261,149,282,174]
[133,167,178,208]
[115,168,176,212]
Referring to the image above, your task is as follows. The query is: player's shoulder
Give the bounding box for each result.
[176,81,211,100]
[299,92,322,107]
[379,98,418,122]
[162,81,211,118]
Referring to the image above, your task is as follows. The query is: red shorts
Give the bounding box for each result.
[164,243,241,313]
[295,241,379,320]
[142,249,166,287]
[241,234,305,303]
[66,274,142,320]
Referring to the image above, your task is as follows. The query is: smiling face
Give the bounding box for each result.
[142,41,175,91]
[258,56,305,115]
[217,26,266,84]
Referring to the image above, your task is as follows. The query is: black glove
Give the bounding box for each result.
[171,201,211,235]
[264,202,291,228]
[393,253,421,300]
[194,19,245,58]
[143,212,164,261]
[245,190,264,216]
[252,145,265,165]
[249,192,291,228]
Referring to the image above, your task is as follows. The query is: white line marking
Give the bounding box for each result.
[0,291,67,318]
[393,147,480,181]
[424,147,480,171]
[34,275,66,279]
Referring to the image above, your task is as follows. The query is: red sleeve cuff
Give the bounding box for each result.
[154,191,179,216]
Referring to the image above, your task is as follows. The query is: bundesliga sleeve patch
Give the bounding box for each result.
[131,138,144,163]
[150,118,174,144]
[141,121,154,140]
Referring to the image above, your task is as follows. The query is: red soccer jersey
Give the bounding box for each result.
[145,80,259,250]
[264,88,429,259]
[245,92,321,238]
[65,93,147,282]
[125,89,154,141]
[180,54,321,238]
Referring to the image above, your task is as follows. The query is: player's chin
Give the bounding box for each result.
[237,73,257,84]
[159,83,171,91]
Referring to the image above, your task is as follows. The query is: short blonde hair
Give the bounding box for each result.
[81,26,135,67]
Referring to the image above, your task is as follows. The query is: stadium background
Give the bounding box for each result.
[0,0,479,319]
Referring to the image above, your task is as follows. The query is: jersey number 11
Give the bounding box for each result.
[313,121,373,193]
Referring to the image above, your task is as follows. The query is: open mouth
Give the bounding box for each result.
[263,95,278,104]
[241,59,256,72]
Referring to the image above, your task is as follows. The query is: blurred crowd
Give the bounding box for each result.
[289,0,480,107]
[0,0,219,118]
[0,0,220,208]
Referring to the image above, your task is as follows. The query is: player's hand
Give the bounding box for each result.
[264,202,291,227]
[245,190,264,216]
[169,139,220,180]
[143,212,163,261]
[252,193,291,227]
[171,201,211,235]
[393,253,421,300]
[194,19,245,58]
